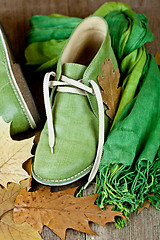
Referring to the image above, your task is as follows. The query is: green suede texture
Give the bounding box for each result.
[33,92,97,183]
[0,32,30,135]
[32,17,118,185]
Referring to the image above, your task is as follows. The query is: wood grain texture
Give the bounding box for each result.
[86,206,160,240]
[0,0,160,240]
[0,0,159,62]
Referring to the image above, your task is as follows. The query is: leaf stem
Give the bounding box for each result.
[0,208,14,220]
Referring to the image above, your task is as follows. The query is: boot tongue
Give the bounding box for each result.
[62,63,86,80]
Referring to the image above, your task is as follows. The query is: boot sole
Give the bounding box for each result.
[0,24,40,130]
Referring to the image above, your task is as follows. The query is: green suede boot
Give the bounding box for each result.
[0,24,40,135]
[32,16,118,186]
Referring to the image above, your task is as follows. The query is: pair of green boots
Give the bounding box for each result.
[0,17,117,187]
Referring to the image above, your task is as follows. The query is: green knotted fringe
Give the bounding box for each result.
[96,149,160,227]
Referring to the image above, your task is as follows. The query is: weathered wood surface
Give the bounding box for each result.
[0,0,160,239]
[0,0,160,62]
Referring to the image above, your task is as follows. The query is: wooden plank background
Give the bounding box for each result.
[0,0,160,240]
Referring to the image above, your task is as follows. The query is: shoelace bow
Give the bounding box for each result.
[43,71,104,188]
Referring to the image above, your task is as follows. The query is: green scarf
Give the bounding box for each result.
[25,2,160,226]
[25,14,82,71]
[93,3,160,221]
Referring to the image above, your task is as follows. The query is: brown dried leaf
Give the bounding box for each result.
[22,158,32,176]
[98,58,121,120]
[137,199,151,215]
[34,130,42,146]
[155,52,160,65]
[0,180,41,240]
[14,187,125,240]
[0,117,34,188]
[22,158,33,190]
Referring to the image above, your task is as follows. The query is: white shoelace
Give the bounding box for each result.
[43,71,104,188]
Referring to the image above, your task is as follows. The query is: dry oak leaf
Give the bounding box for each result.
[22,158,33,190]
[155,52,160,65]
[98,58,121,120]
[137,199,151,215]
[0,180,42,240]
[0,117,34,188]
[13,187,125,240]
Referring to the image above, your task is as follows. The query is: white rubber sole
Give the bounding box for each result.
[0,28,37,129]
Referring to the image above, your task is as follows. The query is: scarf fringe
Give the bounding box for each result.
[96,152,160,228]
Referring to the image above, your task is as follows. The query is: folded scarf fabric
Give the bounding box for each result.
[25,2,160,225]
[93,4,160,221]
[98,53,160,221]
[25,14,82,71]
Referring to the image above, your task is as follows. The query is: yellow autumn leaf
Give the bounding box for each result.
[0,117,34,188]
[0,179,29,219]
[0,180,42,240]
[0,212,42,240]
